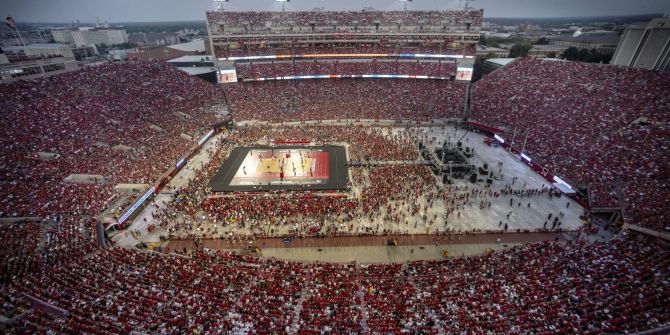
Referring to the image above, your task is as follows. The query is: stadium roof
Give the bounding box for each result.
[487,58,515,66]
[24,43,71,49]
[3,43,70,51]
[477,45,507,52]
[176,67,215,75]
[531,45,566,51]
[167,39,206,52]
[552,32,620,44]
[167,55,214,63]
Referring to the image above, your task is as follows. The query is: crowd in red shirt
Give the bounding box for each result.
[168,125,425,239]
[1,236,667,334]
[236,60,457,79]
[0,61,222,218]
[1,56,669,334]
[472,58,670,232]
[215,45,476,58]
[225,79,465,122]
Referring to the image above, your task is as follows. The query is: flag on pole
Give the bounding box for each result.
[6,16,16,30]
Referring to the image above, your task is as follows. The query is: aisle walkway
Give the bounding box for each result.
[111,131,228,247]
[166,232,563,263]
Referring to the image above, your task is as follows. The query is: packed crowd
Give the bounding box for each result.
[155,123,589,240]
[0,221,41,283]
[298,262,361,333]
[0,44,668,335]
[202,194,357,227]
[235,60,457,78]
[0,61,222,217]
[166,125,425,239]
[472,58,670,231]
[193,164,437,239]
[0,217,96,284]
[358,165,437,217]
[2,236,668,334]
[225,78,465,122]
[43,216,97,265]
[207,9,483,33]
[214,44,476,58]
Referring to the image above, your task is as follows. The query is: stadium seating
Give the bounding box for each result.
[207,10,483,32]
[235,60,457,78]
[2,237,668,334]
[0,221,41,283]
[214,45,476,58]
[224,79,465,122]
[0,61,222,217]
[1,48,669,335]
[472,58,670,231]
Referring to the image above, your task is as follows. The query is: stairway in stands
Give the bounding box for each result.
[288,269,313,334]
[356,265,369,333]
[403,262,445,335]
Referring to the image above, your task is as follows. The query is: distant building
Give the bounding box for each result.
[0,54,78,83]
[3,43,74,60]
[476,45,508,58]
[51,29,74,44]
[71,45,98,61]
[128,32,180,47]
[527,44,567,58]
[480,31,511,39]
[548,32,619,54]
[52,27,128,47]
[0,43,79,83]
[611,18,670,71]
[128,39,206,61]
[3,43,99,62]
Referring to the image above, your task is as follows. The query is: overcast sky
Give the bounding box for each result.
[3,0,669,23]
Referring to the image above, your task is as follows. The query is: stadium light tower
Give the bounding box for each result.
[213,0,229,12]
[460,0,475,11]
[276,0,290,12]
[398,0,413,11]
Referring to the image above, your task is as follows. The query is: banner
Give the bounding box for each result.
[217,69,237,83]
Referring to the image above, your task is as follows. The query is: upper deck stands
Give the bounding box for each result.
[207,9,483,36]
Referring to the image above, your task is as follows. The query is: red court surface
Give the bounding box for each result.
[208,145,348,192]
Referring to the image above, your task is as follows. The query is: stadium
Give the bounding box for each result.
[1,3,669,335]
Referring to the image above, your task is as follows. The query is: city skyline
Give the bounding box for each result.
[2,0,669,23]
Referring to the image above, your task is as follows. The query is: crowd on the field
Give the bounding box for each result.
[165,125,427,239]
[202,195,357,229]
[207,9,483,33]
[472,58,670,231]
[158,123,581,240]
[193,164,439,238]
[1,236,667,334]
[0,61,222,218]
[225,78,465,122]
[235,60,457,78]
